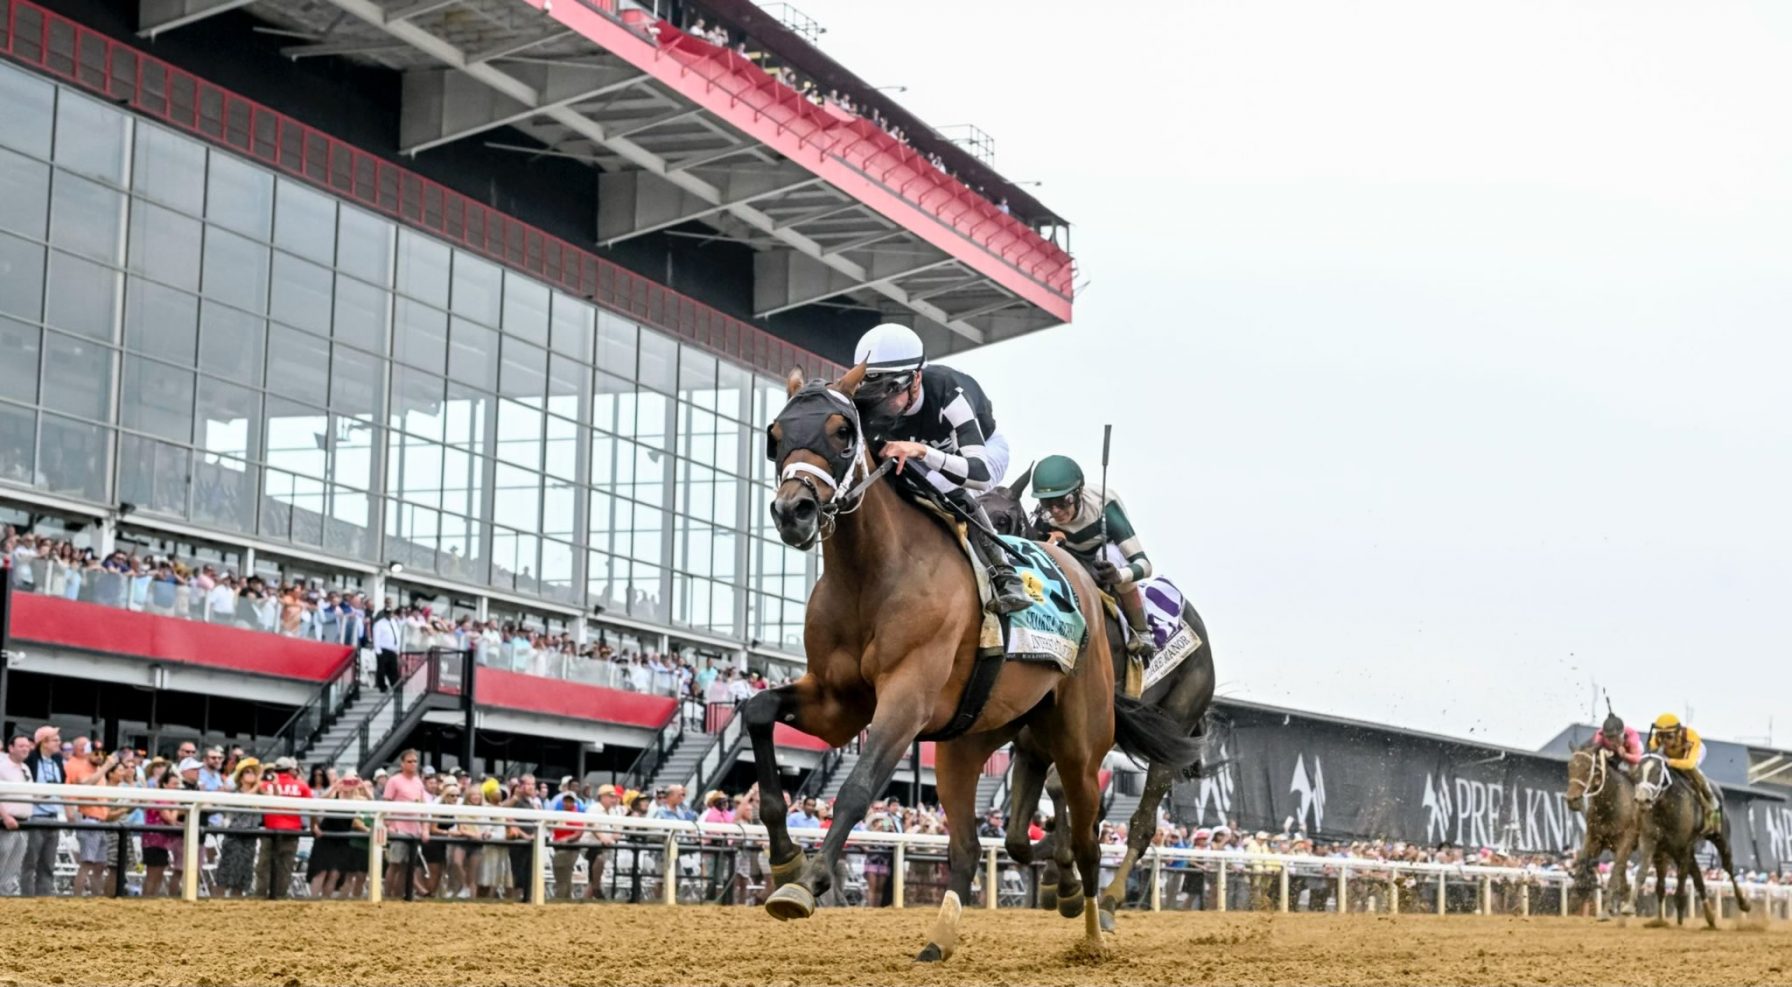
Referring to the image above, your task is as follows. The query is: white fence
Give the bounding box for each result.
[3,782,1787,917]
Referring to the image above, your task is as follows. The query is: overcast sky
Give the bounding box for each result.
[799,0,1792,749]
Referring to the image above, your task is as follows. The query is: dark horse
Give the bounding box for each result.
[1632,753,1750,929]
[1563,746,1638,918]
[981,465,1216,933]
[753,367,1201,960]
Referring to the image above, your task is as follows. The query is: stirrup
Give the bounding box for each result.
[988,570,1033,615]
[1125,635,1155,661]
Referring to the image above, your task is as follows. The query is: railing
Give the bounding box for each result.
[4,781,1788,916]
[794,742,847,801]
[317,649,462,771]
[622,703,686,792]
[677,700,748,797]
[0,0,840,380]
[261,655,361,761]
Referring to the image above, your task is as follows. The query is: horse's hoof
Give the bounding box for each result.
[1643,918,1668,929]
[1038,884,1059,911]
[1098,908,1117,934]
[915,943,945,963]
[765,884,816,921]
[769,852,809,886]
[1057,888,1086,920]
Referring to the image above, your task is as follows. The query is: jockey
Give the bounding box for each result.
[1647,713,1720,835]
[851,323,1031,615]
[1030,454,1156,662]
[1591,711,1643,766]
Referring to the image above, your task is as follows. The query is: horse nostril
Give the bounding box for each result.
[790,498,816,521]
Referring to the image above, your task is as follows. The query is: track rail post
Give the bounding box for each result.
[1436,871,1445,915]
[985,847,998,910]
[181,804,202,901]
[1389,872,1399,915]
[530,824,547,906]
[1278,863,1289,912]
[1216,857,1227,912]
[662,833,678,906]
[1149,848,1162,912]
[893,842,906,908]
[1338,864,1348,913]
[368,812,384,904]
[1480,874,1491,915]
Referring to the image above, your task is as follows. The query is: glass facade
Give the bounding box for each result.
[0,61,814,654]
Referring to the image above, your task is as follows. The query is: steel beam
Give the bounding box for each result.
[138,0,258,39]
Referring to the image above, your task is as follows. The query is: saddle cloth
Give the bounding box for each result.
[903,483,1084,674]
[1137,576,1203,693]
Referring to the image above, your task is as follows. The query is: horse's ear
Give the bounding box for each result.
[785,367,805,397]
[1007,461,1034,500]
[835,361,868,398]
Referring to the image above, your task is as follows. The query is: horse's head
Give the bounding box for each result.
[766,364,869,549]
[979,462,1034,538]
[1565,746,1607,812]
[1634,753,1672,808]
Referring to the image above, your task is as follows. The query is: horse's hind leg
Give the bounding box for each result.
[1712,829,1751,914]
[1039,767,1081,918]
[1674,867,1690,926]
[1685,856,1717,929]
[1098,759,1174,933]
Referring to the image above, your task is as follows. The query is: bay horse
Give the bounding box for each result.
[751,367,1201,961]
[981,467,1216,932]
[1562,745,1638,918]
[1632,753,1750,928]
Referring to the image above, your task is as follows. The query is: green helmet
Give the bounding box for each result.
[1033,455,1085,500]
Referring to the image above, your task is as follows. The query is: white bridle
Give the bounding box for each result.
[1567,748,1608,802]
[1635,753,1674,804]
[777,388,867,504]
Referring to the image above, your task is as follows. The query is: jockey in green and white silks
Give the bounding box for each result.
[1031,454,1156,660]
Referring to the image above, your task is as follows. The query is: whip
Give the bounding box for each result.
[1098,424,1112,546]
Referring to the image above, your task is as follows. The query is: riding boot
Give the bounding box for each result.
[1118,585,1156,661]
[1690,769,1722,835]
[960,499,1034,615]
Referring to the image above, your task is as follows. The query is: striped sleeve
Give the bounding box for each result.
[919,387,995,489]
[1103,495,1153,585]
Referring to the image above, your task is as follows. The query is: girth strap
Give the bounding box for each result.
[917,647,1008,743]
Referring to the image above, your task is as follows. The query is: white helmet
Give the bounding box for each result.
[853,323,925,376]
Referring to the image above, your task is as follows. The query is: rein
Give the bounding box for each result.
[1635,753,1673,803]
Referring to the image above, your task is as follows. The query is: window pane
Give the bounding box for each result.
[120,355,194,443]
[541,539,577,604]
[266,324,331,405]
[332,415,376,490]
[325,485,370,559]
[597,311,637,379]
[500,338,547,404]
[126,202,203,292]
[448,318,498,392]
[329,344,383,420]
[44,253,119,341]
[395,230,449,307]
[196,379,259,462]
[495,398,541,468]
[264,397,328,479]
[337,206,392,286]
[49,172,124,264]
[333,276,389,353]
[0,233,44,322]
[450,251,500,326]
[0,402,36,486]
[53,92,129,186]
[393,298,447,373]
[637,326,677,392]
[40,331,112,421]
[0,317,39,404]
[444,381,490,455]
[543,473,576,538]
[546,355,586,423]
[193,454,253,532]
[494,463,541,530]
[389,366,445,442]
[132,125,206,214]
[391,438,442,507]
[205,153,272,240]
[198,302,265,386]
[200,228,269,313]
[119,434,191,519]
[273,179,336,264]
[636,389,672,451]
[0,63,54,159]
[0,148,49,238]
[716,359,750,421]
[39,413,110,501]
[679,345,717,409]
[269,252,333,335]
[504,274,550,347]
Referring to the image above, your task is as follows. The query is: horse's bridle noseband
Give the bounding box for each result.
[1635,753,1673,803]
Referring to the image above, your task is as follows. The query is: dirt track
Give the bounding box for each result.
[0,900,1786,986]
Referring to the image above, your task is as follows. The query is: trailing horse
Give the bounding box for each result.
[1631,753,1750,929]
[981,466,1216,933]
[1562,745,1638,918]
[752,367,1201,961]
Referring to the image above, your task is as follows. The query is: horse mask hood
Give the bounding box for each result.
[766,381,862,487]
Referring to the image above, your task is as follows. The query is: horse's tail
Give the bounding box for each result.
[1113,693,1204,771]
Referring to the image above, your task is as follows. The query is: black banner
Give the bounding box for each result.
[1166,701,1783,872]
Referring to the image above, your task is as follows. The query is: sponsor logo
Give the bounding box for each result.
[1189,741,1235,826]
[1289,754,1325,834]
[1758,805,1792,868]
[1421,770,1584,852]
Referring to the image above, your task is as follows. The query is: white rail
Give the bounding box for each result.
[4,782,1786,916]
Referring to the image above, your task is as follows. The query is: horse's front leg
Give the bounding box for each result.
[765,686,930,921]
[744,677,853,884]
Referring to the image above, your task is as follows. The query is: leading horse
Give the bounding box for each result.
[1562,745,1638,918]
[1632,753,1750,928]
[981,466,1216,932]
[750,367,1200,961]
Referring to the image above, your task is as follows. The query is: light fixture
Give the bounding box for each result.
[116,502,138,518]
[386,561,404,575]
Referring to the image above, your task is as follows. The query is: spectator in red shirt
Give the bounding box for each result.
[258,756,313,898]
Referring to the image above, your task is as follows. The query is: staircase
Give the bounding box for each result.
[975,771,1005,814]
[820,751,860,802]
[303,690,390,771]
[268,650,469,776]
[652,735,707,794]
